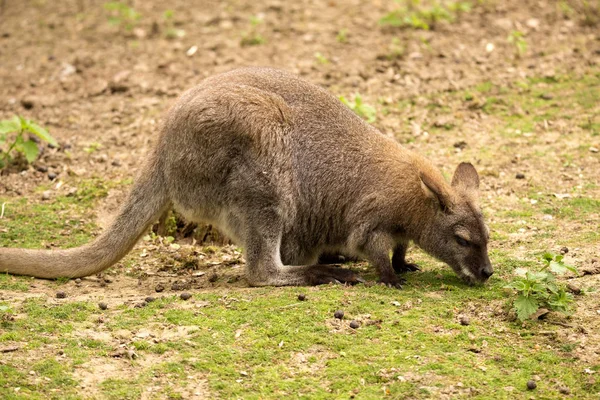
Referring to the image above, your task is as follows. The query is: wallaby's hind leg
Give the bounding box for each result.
[392,242,420,274]
[243,210,364,287]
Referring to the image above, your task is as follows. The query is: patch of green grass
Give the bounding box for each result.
[379,0,473,30]
[0,178,128,249]
[542,197,600,220]
[101,378,142,400]
[465,70,599,138]
[0,274,31,291]
[0,265,596,398]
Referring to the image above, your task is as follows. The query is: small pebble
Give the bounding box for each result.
[349,320,360,329]
[56,291,67,299]
[334,310,344,320]
[559,386,570,395]
[540,93,553,100]
[180,292,192,301]
[297,294,306,301]
[21,98,34,109]
[134,302,146,308]
[98,302,108,310]
[41,191,51,200]
[526,380,537,390]
[47,172,57,180]
[460,316,470,326]
[567,283,581,295]
[560,247,569,254]
[144,296,156,303]
[155,284,165,293]
[515,173,525,179]
[35,165,48,173]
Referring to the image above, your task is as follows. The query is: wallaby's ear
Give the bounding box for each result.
[420,172,453,213]
[451,162,479,192]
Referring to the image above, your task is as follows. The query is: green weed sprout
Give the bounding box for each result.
[241,15,266,46]
[505,253,578,321]
[163,10,185,39]
[507,30,527,57]
[339,94,377,123]
[0,116,57,169]
[104,1,141,31]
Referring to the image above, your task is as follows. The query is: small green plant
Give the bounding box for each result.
[336,29,348,43]
[387,37,405,59]
[314,52,329,65]
[507,30,527,57]
[163,10,185,39]
[339,94,377,123]
[0,116,57,169]
[104,1,141,31]
[0,304,14,322]
[84,142,102,154]
[241,15,266,46]
[505,253,578,321]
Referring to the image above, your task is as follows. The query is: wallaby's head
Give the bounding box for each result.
[418,162,492,284]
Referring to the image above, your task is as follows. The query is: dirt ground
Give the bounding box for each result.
[0,0,599,398]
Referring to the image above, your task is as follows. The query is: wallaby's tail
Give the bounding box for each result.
[0,153,170,279]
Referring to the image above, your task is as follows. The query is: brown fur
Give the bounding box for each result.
[0,67,492,287]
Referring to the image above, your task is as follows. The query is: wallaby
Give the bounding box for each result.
[0,67,492,287]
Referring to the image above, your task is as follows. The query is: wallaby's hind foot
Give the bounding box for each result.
[246,264,365,287]
[301,264,365,286]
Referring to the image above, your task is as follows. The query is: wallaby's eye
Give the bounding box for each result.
[455,236,469,247]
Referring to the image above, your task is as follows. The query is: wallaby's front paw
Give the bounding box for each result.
[379,275,405,289]
[306,265,364,286]
[393,261,420,274]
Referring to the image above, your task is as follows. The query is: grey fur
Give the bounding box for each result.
[0,67,492,286]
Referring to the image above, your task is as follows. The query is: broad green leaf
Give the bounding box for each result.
[526,271,550,282]
[23,121,58,147]
[22,140,39,163]
[549,261,569,275]
[548,290,573,311]
[515,294,538,321]
[542,252,554,262]
[0,116,21,134]
[564,263,579,275]
[531,282,548,294]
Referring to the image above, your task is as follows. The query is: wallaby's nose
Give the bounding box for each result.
[481,265,493,279]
